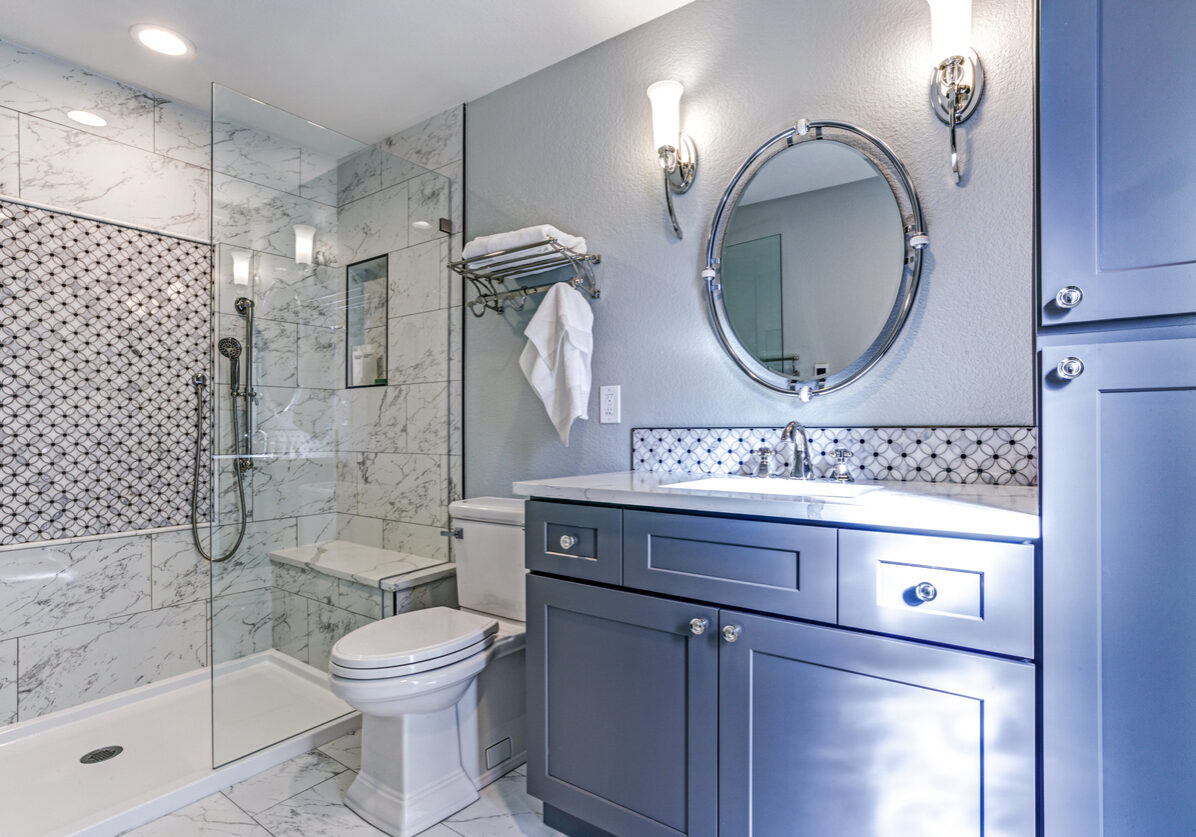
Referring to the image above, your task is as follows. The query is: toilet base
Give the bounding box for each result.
[344,709,480,837]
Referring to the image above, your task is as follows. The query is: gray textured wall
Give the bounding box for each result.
[464,0,1034,497]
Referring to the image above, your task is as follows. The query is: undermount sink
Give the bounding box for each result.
[667,476,882,500]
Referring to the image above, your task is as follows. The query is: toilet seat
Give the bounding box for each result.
[330,606,498,679]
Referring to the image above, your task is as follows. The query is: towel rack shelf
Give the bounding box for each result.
[448,238,600,317]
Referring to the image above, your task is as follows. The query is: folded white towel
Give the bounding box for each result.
[463,224,587,263]
[519,282,594,446]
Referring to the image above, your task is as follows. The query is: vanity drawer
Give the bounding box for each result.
[838,530,1035,658]
[623,510,837,623]
[525,501,623,584]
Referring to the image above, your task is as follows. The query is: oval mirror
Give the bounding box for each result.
[704,120,926,398]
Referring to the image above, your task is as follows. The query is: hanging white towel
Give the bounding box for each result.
[463,225,587,272]
[519,282,594,446]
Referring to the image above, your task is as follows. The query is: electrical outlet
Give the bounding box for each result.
[813,362,829,378]
[599,385,621,424]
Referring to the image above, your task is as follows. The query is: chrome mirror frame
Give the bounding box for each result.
[702,119,928,400]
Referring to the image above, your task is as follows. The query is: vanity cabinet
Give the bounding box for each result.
[526,502,1038,837]
[1040,0,1196,325]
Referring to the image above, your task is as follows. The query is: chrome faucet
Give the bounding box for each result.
[780,421,813,480]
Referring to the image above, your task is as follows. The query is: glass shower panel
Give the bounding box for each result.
[208,85,454,767]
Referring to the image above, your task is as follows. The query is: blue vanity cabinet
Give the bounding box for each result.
[1040,337,1196,835]
[718,610,1036,837]
[1040,0,1196,325]
[526,574,719,837]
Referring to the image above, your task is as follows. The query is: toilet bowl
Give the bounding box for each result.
[329,497,527,837]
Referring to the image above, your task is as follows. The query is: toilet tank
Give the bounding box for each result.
[450,497,527,621]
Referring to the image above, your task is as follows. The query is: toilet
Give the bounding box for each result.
[328,497,527,837]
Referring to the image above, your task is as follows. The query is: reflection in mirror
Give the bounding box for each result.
[721,141,905,382]
[346,255,389,387]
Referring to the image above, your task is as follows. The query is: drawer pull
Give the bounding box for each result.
[689,618,709,636]
[913,582,938,603]
[722,624,742,643]
[558,534,579,550]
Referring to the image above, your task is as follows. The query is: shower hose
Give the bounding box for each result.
[189,375,247,562]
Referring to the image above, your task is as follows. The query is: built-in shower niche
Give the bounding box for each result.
[345,254,388,387]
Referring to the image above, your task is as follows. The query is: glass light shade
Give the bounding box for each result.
[231,250,251,285]
[927,0,972,59]
[293,225,315,266]
[647,80,683,152]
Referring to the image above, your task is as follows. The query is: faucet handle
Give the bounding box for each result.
[830,449,855,482]
[752,446,774,478]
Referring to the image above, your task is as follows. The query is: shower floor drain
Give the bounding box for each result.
[79,745,123,764]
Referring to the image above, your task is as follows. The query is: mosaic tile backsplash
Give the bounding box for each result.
[0,199,210,544]
[632,426,1037,486]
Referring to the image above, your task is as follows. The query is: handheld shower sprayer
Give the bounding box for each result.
[218,337,242,395]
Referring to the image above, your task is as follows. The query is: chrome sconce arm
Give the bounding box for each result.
[657,135,697,239]
[930,48,984,184]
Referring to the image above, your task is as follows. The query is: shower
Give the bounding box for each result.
[189,298,255,563]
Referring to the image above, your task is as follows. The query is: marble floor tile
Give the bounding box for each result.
[223,751,347,814]
[250,771,389,836]
[447,772,541,822]
[316,729,362,771]
[121,791,270,837]
[444,812,564,837]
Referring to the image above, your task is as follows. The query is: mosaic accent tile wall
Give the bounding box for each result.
[0,199,211,544]
[632,426,1038,485]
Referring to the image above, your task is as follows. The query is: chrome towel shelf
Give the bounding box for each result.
[448,238,600,317]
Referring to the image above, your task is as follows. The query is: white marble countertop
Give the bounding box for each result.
[269,540,454,590]
[513,471,1039,541]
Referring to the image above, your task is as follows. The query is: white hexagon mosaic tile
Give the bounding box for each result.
[0,199,211,544]
[632,426,1037,485]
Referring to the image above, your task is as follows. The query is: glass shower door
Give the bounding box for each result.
[208,85,454,766]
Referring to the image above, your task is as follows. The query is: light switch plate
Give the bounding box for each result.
[599,385,621,424]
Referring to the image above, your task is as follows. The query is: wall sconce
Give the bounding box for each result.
[927,0,984,183]
[293,224,315,266]
[646,80,697,239]
[231,249,251,286]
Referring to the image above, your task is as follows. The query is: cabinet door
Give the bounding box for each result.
[1040,0,1196,325]
[718,610,1035,837]
[1041,338,1196,835]
[526,574,718,837]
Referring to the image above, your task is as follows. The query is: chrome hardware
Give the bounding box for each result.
[439,528,463,539]
[1057,357,1085,380]
[689,618,709,636]
[780,421,813,480]
[1055,285,1084,309]
[722,624,742,643]
[830,449,855,482]
[752,447,774,478]
[558,534,579,550]
[931,48,985,184]
[914,582,938,603]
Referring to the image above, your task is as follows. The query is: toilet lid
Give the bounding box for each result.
[331,607,498,670]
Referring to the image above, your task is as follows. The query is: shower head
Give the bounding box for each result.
[218,338,242,359]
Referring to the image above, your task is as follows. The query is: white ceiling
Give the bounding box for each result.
[0,0,697,143]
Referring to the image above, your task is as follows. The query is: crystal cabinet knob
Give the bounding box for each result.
[914,582,938,602]
[1055,286,1084,309]
[689,618,709,636]
[1057,357,1085,380]
[722,624,742,643]
[558,534,578,550]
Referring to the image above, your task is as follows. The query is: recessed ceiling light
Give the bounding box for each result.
[130,24,194,57]
[67,110,107,127]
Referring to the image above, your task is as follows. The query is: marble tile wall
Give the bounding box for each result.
[333,106,465,562]
[0,39,209,240]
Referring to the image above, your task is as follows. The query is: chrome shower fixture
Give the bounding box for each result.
[218,337,242,393]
